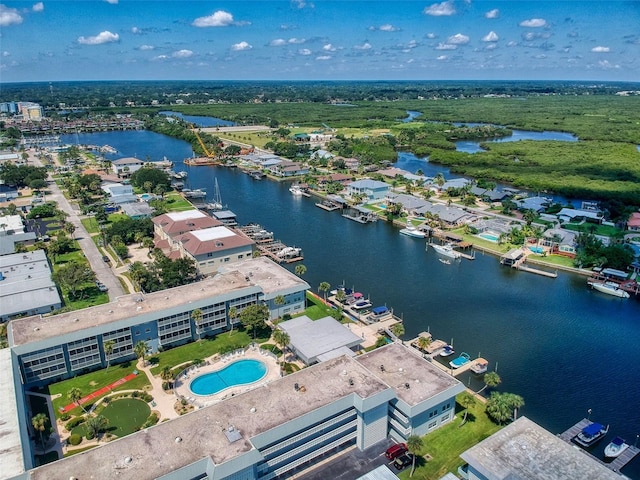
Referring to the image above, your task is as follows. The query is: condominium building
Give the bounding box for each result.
[7,257,308,386]
[12,343,464,480]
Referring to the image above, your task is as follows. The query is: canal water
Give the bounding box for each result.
[62,130,640,477]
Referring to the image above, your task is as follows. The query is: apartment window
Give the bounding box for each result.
[428,421,437,429]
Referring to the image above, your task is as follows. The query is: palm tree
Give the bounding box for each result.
[272,328,291,372]
[86,415,109,440]
[103,339,115,369]
[134,340,148,367]
[160,365,173,389]
[476,371,501,394]
[228,306,238,336]
[506,393,525,420]
[406,434,423,477]
[31,413,49,451]
[67,387,86,413]
[273,295,286,319]
[318,281,330,301]
[335,289,347,304]
[391,322,405,340]
[458,391,477,425]
[417,335,431,352]
[191,308,204,340]
[294,264,307,277]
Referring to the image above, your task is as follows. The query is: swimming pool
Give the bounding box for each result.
[529,246,545,254]
[477,231,499,243]
[189,359,267,396]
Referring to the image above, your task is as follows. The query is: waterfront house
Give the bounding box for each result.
[541,227,578,257]
[102,182,138,205]
[440,178,471,192]
[347,179,390,201]
[386,193,429,215]
[415,203,474,227]
[515,196,551,213]
[153,210,222,243]
[120,202,154,220]
[267,161,310,178]
[317,173,353,189]
[174,226,255,275]
[460,416,621,480]
[556,207,603,224]
[311,149,334,161]
[111,157,144,177]
[278,315,363,365]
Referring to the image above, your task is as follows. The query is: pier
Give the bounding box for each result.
[559,419,640,473]
[236,224,303,264]
[315,200,341,211]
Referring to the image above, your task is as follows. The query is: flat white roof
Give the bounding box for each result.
[191,226,236,242]
[0,349,25,480]
[165,209,207,221]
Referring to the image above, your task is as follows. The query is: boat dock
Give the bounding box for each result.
[517,263,558,278]
[501,248,557,278]
[236,224,303,264]
[559,419,640,473]
[316,200,341,211]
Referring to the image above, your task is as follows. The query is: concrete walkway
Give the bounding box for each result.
[135,359,181,421]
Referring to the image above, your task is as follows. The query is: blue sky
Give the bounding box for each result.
[1,1,639,82]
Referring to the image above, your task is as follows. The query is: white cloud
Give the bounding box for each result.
[507,41,518,47]
[591,46,610,53]
[354,42,372,50]
[426,33,436,39]
[598,60,619,69]
[316,55,331,60]
[77,31,120,45]
[231,41,252,51]
[193,10,235,28]
[2,51,10,57]
[0,5,23,26]
[437,55,448,60]
[292,0,314,8]
[269,38,287,46]
[32,2,44,12]
[485,9,499,19]
[104,0,118,4]
[435,43,457,50]
[519,18,547,28]
[484,43,497,50]
[298,48,312,55]
[323,43,336,52]
[139,45,154,51]
[131,27,141,34]
[447,33,469,45]
[424,1,455,16]
[482,31,499,42]
[288,37,306,44]
[172,49,193,58]
[153,55,168,61]
[370,24,399,32]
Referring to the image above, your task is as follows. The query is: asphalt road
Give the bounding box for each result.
[29,151,125,300]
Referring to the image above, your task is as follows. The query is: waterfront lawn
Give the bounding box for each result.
[398,395,502,480]
[148,331,259,375]
[164,192,194,211]
[301,292,335,320]
[47,363,149,419]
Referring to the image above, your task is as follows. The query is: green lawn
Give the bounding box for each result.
[72,398,150,438]
[148,331,258,375]
[398,395,502,480]
[48,364,150,419]
[64,445,97,457]
[300,292,335,320]
[164,192,195,212]
[562,222,622,237]
[81,217,100,234]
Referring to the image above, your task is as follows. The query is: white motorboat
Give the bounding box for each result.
[574,422,609,448]
[431,243,461,259]
[399,226,426,238]
[604,436,629,458]
[289,185,304,195]
[470,358,489,374]
[439,344,455,357]
[590,281,630,298]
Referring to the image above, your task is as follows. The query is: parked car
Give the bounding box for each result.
[392,453,414,471]
[102,255,110,263]
[95,281,108,292]
[385,442,408,460]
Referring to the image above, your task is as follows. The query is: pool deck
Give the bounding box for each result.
[173,347,281,409]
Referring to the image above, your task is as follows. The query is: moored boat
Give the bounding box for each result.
[399,226,426,238]
[431,242,462,259]
[574,422,609,448]
[590,281,630,298]
[470,358,489,374]
[439,344,455,357]
[449,352,471,369]
[604,436,629,458]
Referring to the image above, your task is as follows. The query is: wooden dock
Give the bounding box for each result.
[315,201,340,212]
[559,419,640,473]
[518,263,558,278]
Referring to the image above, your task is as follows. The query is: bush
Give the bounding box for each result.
[131,391,139,398]
[141,393,153,403]
[141,413,159,429]
[65,416,85,431]
[85,431,95,440]
[102,396,111,404]
[67,434,82,446]
[60,413,71,422]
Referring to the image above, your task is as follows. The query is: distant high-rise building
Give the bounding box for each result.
[19,102,44,121]
[0,101,19,114]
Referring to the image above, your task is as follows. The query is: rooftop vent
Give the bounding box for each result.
[380,364,385,372]
[348,378,354,386]
[33,327,39,331]
[250,407,256,413]
[294,383,299,391]
[175,436,182,443]
[404,383,410,389]
[124,456,132,464]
